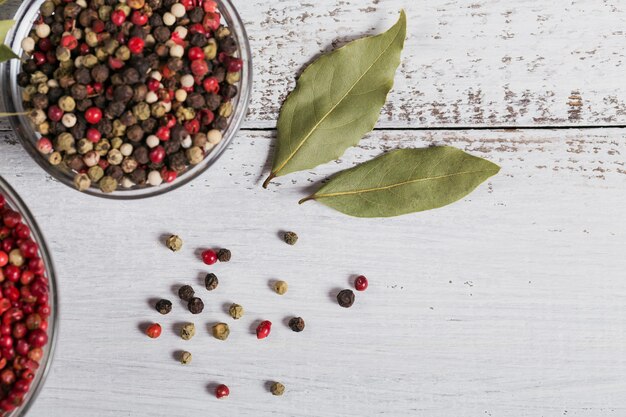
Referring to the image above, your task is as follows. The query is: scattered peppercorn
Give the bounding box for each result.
[337,289,355,308]
[205,273,218,291]
[217,248,231,262]
[188,297,204,314]
[178,285,195,301]
[354,275,369,291]
[283,231,298,245]
[181,322,195,340]
[256,320,272,340]
[165,235,183,252]
[270,382,285,396]
[180,351,192,365]
[274,280,288,295]
[228,304,244,320]
[212,323,230,340]
[288,317,305,332]
[215,384,229,399]
[146,323,162,338]
[201,249,218,265]
[155,299,172,315]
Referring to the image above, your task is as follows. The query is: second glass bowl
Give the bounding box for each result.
[2,0,252,199]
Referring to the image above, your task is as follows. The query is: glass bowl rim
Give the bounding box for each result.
[0,175,59,417]
[1,0,252,200]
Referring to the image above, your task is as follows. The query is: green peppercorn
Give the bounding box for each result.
[59,96,77,113]
[181,322,195,340]
[226,71,241,85]
[283,231,298,245]
[270,382,285,396]
[82,54,98,68]
[166,235,183,252]
[115,45,131,61]
[218,102,233,118]
[56,46,71,62]
[55,132,75,152]
[212,323,230,341]
[77,138,93,155]
[204,39,217,60]
[180,351,192,365]
[88,165,104,182]
[274,280,288,295]
[30,71,48,84]
[49,152,62,166]
[73,173,91,191]
[99,176,118,193]
[132,102,151,121]
[95,139,111,156]
[40,1,55,16]
[228,304,244,320]
[186,146,203,165]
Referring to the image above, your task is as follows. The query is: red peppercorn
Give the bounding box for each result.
[14,223,30,240]
[78,42,90,55]
[13,379,30,393]
[188,23,206,35]
[155,126,170,141]
[45,51,57,64]
[32,52,46,66]
[191,59,209,77]
[97,159,109,170]
[0,369,15,386]
[146,323,161,339]
[19,240,37,259]
[161,170,177,183]
[0,251,7,267]
[354,275,368,291]
[60,34,78,50]
[86,128,101,143]
[215,384,229,399]
[127,37,145,54]
[27,329,47,348]
[47,105,63,122]
[92,82,104,94]
[201,249,217,265]
[149,146,166,164]
[199,109,214,126]
[227,58,243,73]
[184,119,200,134]
[38,38,52,52]
[131,11,148,26]
[4,266,20,283]
[111,9,127,26]
[256,320,272,339]
[180,0,194,10]
[203,1,218,13]
[146,78,160,92]
[202,77,219,94]
[36,137,52,154]
[28,258,44,275]
[92,19,105,33]
[187,46,204,61]
[84,107,103,124]
[116,31,126,44]
[108,56,124,70]
[4,287,19,303]
[163,114,176,128]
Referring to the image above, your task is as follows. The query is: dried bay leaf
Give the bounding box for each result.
[0,20,19,63]
[300,146,500,218]
[263,11,406,188]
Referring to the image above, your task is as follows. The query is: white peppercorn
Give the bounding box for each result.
[147,170,162,186]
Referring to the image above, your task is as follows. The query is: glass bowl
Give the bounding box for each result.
[0,176,58,417]
[1,0,252,199]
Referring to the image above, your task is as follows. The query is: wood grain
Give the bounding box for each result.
[4,0,626,128]
[1,129,626,416]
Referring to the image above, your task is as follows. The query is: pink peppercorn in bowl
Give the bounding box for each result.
[0,176,58,416]
[1,0,252,199]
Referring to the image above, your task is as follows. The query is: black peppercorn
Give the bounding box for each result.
[288,317,305,332]
[74,67,92,84]
[65,154,86,171]
[140,117,157,132]
[178,285,195,301]
[70,84,88,100]
[217,249,231,262]
[105,101,125,118]
[91,64,109,83]
[169,152,186,173]
[76,99,93,112]
[153,26,170,43]
[113,84,134,102]
[133,146,149,164]
[205,273,218,291]
[213,66,226,83]
[17,72,30,87]
[188,8,204,23]
[205,93,222,111]
[188,297,204,314]
[213,116,228,130]
[163,139,180,155]
[337,289,355,308]
[186,93,205,109]
[119,111,137,126]
[126,125,144,143]
[129,167,147,185]
[155,299,172,315]
[189,32,207,47]
[149,13,163,27]
[129,56,151,77]
[69,118,87,139]
[121,68,140,84]
[93,95,107,109]
[219,36,238,55]
[106,165,123,181]
[222,85,238,100]
[23,60,37,74]
[47,87,64,104]
[31,94,49,110]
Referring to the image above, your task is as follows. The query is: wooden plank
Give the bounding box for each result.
[1,128,625,416]
[3,0,626,128]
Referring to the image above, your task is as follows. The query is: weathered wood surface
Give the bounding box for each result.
[4,0,626,128]
[2,129,626,416]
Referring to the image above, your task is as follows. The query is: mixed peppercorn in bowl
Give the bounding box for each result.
[0,177,57,416]
[3,0,251,198]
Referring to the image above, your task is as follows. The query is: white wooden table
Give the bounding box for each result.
[2,1,626,416]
